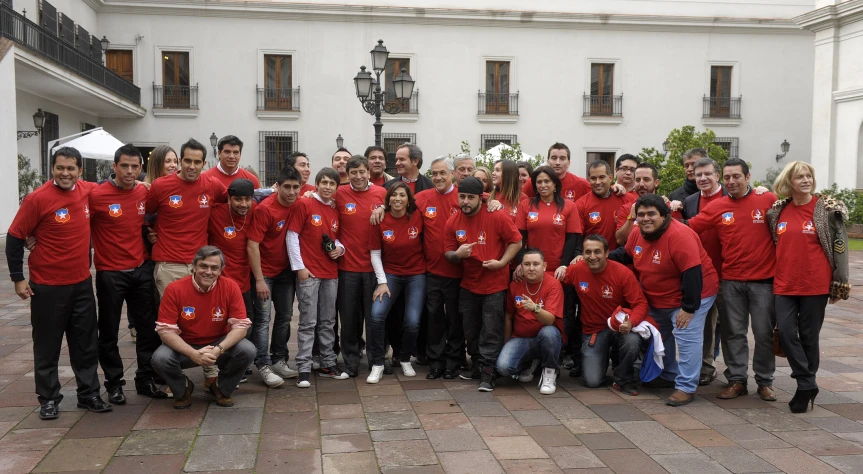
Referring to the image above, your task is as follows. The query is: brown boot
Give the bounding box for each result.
[208,379,234,407]
[717,382,747,399]
[757,385,777,401]
[666,390,694,407]
[173,377,194,410]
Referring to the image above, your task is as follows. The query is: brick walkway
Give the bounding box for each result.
[1,250,863,473]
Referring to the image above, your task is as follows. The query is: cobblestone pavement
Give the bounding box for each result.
[1,249,863,473]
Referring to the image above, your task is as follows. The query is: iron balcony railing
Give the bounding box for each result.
[583,94,623,117]
[257,87,300,111]
[383,90,419,114]
[153,84,198,109]
[703,95,742,119]
[0,3,141,105]
[478,91,519,115]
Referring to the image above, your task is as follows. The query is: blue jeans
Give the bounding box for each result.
[581,328,644,388]
[650,294,717,393]
[369,273,426,366]
[496,325,562,376]
[251,269,295,367]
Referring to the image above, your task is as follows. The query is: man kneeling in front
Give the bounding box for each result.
[153,246,255,408]
[496,248,565,394]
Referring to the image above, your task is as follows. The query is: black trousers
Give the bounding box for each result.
[96,261,160,389]
[425,273,464,371]
[775,294,828,391]
[30,278,101,404]
[460,289,506,369]
[564,285,582,362]
[338,270,375,371]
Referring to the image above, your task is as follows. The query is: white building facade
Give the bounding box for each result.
[2,0,824,233]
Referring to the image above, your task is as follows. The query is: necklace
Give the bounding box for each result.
[525,277,543,296]
[229,209,248,232]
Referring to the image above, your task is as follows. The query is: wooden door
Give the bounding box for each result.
[106,50,133,82]
[485,61,510,114]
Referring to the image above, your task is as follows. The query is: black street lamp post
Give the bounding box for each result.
[336,134,344,149]
[353,40,415,147]
[209,132,218,159]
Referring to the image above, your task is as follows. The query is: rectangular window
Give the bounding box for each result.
[40,111,59,178]
[709,66,732,117]
[106,50,133,82]
[263,54,292,110]
[383,133,416,176]
[586,152,616,176]
[485,60,510,114]
[162,51,190,108]
[384,57,410,105]
[713,137,739,161]
[590,63,614,115]
[259,131,298,186]
[481,134,517,152]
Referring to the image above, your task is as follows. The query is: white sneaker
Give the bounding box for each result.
[518,359,540,383]
[400,361,416,377]
[259,365,285,388]
[367,365,385,384]
[539,367,557,395]
[271,360,299,379]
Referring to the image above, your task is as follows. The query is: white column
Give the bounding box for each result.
[0,42,20,233]
[808,27,839,187]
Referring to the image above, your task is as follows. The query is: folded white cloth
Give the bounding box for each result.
[608,311,665,370]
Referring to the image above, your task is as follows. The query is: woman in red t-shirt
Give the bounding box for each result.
[473,167,494,194]
[768,161,850,413]
[490,159,526,222]
[367,182,426,383]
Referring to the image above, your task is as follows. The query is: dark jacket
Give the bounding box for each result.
[668,179,699,203]
[384,174,434,193]
[681,187,728,221]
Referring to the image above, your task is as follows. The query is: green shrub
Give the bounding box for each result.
[819,184,863,225]
[18,154,41,204]
[638,126,728,196]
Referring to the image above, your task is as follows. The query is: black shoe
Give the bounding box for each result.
[426,368,443,379]
[77,396,113,413]
[345,367,359,378]
[459,360,470,371]
[136,380,169,399]
[383,359,394,375]
[459,366,481,380]
[415,354,429,366]
[789,388,819,413]
[39,400,59,420]
[107,386,126,405]
[444,369,458,380]
[568,365,582,378]
[478,366,496,392]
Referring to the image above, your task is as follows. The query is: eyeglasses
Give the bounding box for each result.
[616,166,636,173]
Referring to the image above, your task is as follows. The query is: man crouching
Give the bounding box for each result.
[153,246,255,408]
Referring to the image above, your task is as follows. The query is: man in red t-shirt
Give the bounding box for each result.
[332,148,351,186]
[246,166,302,385]
[497,249,565,395]
[287,168,348,387]
[688,158,778,402]
[522,143,591,202]
[575,160,632,251]
[364,146,394,187]
[153,246,255,409]
[335,156,386,377]
[565,236,651,395]
[444,177,522,391]
[681,158,727,387]
[292,152,316,195]
[615,162,682,246]
[91,145,167,404]
[146,138,227,296]
[416,157,464,379]
[6,147,111,419]
[201,135,262,189]
[610,194,719,407]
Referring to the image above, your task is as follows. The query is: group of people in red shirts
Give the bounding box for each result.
[6,137,849,419]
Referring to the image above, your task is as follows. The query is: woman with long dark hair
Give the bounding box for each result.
[367,182,426,383]
[491,159,527,221]
[767,161,850,412]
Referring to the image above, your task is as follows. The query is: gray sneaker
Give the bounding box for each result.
[271,360,298,379]
[258,365,285,388]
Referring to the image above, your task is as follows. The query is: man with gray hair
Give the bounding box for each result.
[153,246,255,409]
[452,153,476,185]
[668,148,709,203]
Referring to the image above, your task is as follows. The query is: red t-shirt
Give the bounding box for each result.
[8,181,97,285]
[89,181,147,271]
[246,195,293,278]
[575,191,628,250]
[201,166,262,189]
[688,191,777,281]
[774,197,832,296]
[615,200,682,231]
[336,185,386,273]
[506,273,565,341]
[370,176,386,187]
[300,183,316,195]
[516,199,582,268]
[158,275,247,345]
[287,197,340,279]
[564,260,649,335]
[208,203,255,293]
[496,193,528,223]
[523,172,591,203]
[625,219,719,308]
[444,206,522,295]
[146,173,228,264]
[696,191,725,278]
[369,211,425,276]
[415,188,462,279]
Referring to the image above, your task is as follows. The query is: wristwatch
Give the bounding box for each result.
[216,344,225,354]
[533,305,541,314]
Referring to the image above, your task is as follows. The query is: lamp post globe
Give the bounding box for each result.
[780,139,790,154]
[370,40,389,74]
[353,66,373,100]
[336,134,344,149]
[392,68,415,100]
[32,109,45,130]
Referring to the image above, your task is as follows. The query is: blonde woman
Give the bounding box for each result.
[767,160,850,413]
[473,167,493,194]
[145,145,179,184]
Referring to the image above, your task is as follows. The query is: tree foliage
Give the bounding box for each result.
[18,154,41,204]
[819,183,863,225]
[473,142,545,172]
[637,126,728,196]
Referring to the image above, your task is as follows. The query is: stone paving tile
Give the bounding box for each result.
[400,380,446,390]
[103,453,187,474]
[576,432,637,450]
[264,393,318,412]
[380,466,445,474]
[367,410,421,430]
[713,423,794,449]
[560,417,615,434]
[545,445,605,469]
[752,447,841,474]
[820,454,863,473]
[0,449,51,474]
[357,384,405,397]
[460,401,511,417]
[449,389,496,403]
[32,437,123,472]
[404,389,452,402]
[700,446,784,473]
[471,415,529,437]
[538,396,598,419]
[525,425,581,447]
[319,403,364,420]
[729,408,818,432]
[652,452,732,474]
[184,434,259,472]
[680,404,749,426]
[495,395,543,411]
[132,409,204,430]
[259,410,319,450]
[426,428,487,452]
[374,439,438,467]
[572,389,628,405]
[485,435,548,460]
[418,412,471,430]
[321,451,379,474]
[593,448,669,474]
[370,428,427,442]
[511,409,562,426]
[411,400,462,414]
[256,449,322,474]
[321,433,373,454]
[775,430,863,456]
[318,391,361,405]
[610,421,699,454]
[320,417,369,435]
[822,404,863,421]
[589,403,652,422]
[198,407,263,435]
[0,427,68,451]
[0,406,34,422]
[362,395,413,412]
[115,428,197,455]
[674,429,736,447]
[652,412,711,430]
[437,450,504,473]
[499,459,563,473]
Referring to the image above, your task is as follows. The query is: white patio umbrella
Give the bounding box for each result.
[50,128,125,161]
[475,142,534,162]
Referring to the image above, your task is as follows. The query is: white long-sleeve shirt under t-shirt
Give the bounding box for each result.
[285,193,344,273]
